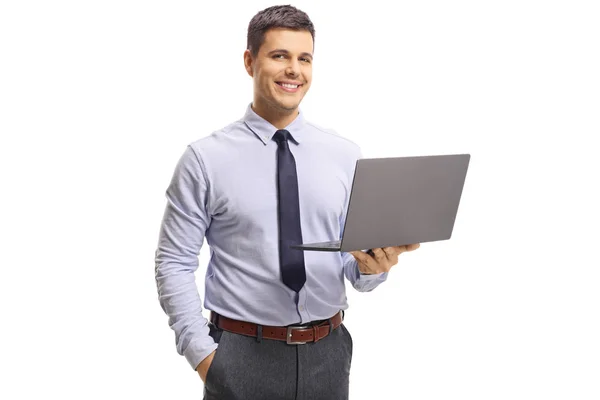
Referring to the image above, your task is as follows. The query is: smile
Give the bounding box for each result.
[276,82,302,92]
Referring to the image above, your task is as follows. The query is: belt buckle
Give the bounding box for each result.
[286,326,308,345]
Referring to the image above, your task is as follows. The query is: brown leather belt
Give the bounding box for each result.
[210,311,343,344]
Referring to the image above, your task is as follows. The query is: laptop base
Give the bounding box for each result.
[290,240,341,252]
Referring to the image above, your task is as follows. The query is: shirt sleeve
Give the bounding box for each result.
[342,252,389,292]
[154,145,218,370]
[339,144,389,291]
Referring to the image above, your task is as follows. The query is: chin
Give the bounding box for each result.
[281,103,300,112]
[272,100,300,113]
[269,92,300,109]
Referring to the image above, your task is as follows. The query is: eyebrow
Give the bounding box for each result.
[267,49,313,59]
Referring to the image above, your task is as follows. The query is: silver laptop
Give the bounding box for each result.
[290,153,471,252]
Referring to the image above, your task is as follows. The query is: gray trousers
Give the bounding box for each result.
[203,320,354,400]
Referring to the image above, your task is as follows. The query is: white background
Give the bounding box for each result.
[1,0,599,399]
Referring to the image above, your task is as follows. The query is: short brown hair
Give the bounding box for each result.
[247,5,315,56]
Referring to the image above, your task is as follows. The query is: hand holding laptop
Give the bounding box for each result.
[350,243,420,275]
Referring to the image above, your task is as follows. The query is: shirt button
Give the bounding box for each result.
[299,305,305,311]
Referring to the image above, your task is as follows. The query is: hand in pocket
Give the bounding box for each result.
[196,350,217,383]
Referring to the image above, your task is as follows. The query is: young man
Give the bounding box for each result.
[155,5,419,400]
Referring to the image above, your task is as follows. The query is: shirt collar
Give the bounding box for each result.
[242,103,306,145]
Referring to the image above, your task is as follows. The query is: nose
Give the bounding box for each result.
[285,59,301,77]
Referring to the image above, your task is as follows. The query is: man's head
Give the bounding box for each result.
[246,5,315,58]
[244,5,315,122]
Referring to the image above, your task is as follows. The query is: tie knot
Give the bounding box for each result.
[273,129,292,145]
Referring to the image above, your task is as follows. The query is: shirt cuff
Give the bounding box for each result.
[358,271,388,280]
[183,339,219,371]
[347,257,389,292]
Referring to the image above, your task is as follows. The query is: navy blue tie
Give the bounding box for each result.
[273,129,306,293]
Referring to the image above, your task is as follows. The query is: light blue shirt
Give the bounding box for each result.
[155,104,388,370]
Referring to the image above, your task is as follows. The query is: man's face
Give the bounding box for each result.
[245,28,313,114]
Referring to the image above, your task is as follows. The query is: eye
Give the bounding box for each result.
[300,57,311,63]
[273,54,286,60]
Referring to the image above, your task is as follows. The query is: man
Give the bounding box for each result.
[155,5,419,400]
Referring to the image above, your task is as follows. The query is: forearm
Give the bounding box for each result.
[155,254,217,370]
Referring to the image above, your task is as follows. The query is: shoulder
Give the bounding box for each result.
[190,119,243,148]
[170,119,246,177]
[304,120,362,159]
[185,119,246,158]
[305,121,359,147]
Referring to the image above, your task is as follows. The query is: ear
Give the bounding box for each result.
[243,49,254,77]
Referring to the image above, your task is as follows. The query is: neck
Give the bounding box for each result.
[251,100,298,130]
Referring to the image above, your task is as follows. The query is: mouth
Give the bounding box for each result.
[276,81,303,93]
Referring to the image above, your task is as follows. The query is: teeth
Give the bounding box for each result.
[280,83,299,89]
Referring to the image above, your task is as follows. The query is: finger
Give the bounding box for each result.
[392,245,408,254]
[350,250,379,274]
[389,254,399,266]
[382,247,399,264]
[383,247,396,258]
[395,244,417,253]
[349,251,364,265]
[373,248,395,272]
[371,248,387,263]
[349,251,370,264]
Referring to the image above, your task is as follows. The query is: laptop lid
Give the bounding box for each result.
[339,154,470,252]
